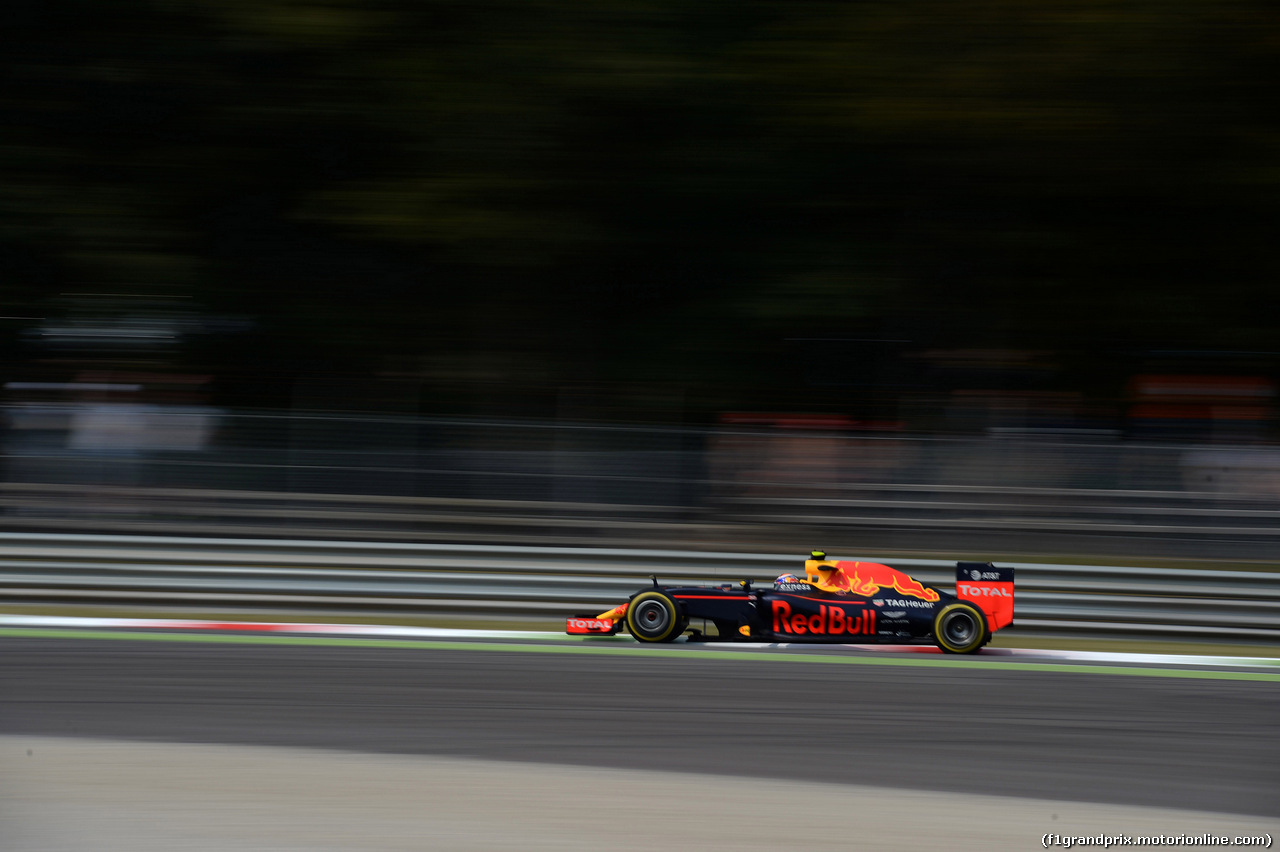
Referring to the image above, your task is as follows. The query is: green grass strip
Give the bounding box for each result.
[3,627,1279,683]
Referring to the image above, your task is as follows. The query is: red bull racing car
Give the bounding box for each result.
[565,552,1013,654]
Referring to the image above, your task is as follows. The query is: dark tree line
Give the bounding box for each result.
[3,0,1278,419]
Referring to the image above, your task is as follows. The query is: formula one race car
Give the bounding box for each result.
[565,552,1013,654]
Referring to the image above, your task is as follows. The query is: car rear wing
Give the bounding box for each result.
[955,562,1014,631]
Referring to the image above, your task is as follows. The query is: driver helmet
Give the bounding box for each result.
[774,573,803,588]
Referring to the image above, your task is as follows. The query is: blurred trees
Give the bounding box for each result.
[3,0,1278,417]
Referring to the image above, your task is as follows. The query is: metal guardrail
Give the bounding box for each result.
[3,480,1280,564]
[0,482,708,544]
[1,533,1277,641]
[7,406,1280,563]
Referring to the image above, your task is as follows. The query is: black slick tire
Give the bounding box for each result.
[933,602,988,654]
[626,591,686,643]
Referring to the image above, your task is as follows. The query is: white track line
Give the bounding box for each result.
[3,614,1277,668]
[0,614,550,640]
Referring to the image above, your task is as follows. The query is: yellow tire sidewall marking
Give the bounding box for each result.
[626,591,681,642]
[934,602,986,653]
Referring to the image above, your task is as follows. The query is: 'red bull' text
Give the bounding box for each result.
[772,600,876,636]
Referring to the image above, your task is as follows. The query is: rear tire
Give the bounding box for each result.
[933,603,988,654]
[626,591,686,642]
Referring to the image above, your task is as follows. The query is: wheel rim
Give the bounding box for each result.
[634,599,670,635]
[942,610,977,646]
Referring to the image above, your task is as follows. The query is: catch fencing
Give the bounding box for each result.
[4,407,1280,560]
[1,533,1276,642]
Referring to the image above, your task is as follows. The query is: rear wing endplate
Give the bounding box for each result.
[955,561,1014,631]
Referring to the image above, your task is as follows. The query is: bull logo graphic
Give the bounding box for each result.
[804,560,940,602]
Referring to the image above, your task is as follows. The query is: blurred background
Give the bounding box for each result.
[4,8,1280,850]
[3,0,1279,561]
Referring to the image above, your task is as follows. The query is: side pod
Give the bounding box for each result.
[955,562,1014,631]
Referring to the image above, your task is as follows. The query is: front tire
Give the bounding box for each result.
[626,591,686,642]
[933,602,988,654]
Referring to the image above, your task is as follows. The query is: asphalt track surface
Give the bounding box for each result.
[2,635,1278,818]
